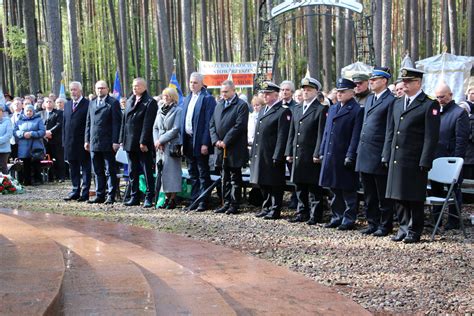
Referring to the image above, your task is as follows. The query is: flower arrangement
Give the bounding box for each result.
[0,174,22,194]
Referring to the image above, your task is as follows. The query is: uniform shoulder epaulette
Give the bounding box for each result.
[282,104,289,108]
[427,95,436,101]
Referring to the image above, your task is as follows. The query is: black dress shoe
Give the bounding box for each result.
[360,226,377,235]
[225,207,238,215]
[373,229,390,237]
[288,215,309,223]
[403,234,421,244]
[324,222,340,228]
[143,199,153,208]
[88,197,105,204]
[391,233,407,242]
[77,196,89,202]
[214,205,229,214]
[255,210,269,218]
[337,224,355,231]
[263,213,280,220]
[306,217,323,225]
[104,197,115,205]
[124,199,140,206]
[64,195,79,201]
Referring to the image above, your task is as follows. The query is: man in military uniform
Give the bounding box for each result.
[285,77,327,224]
[356,67,395,237]
[250,82,292,220]
[353,73,371,107]
[319,78,364,230]
[382,67,440,243]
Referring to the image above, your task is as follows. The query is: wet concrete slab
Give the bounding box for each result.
[1,209,371,315]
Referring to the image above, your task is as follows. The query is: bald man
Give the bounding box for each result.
[431,82,469,230]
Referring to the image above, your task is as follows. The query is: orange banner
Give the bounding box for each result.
[203,74,255,88]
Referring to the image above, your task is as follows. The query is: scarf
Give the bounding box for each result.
[161,102,175,116]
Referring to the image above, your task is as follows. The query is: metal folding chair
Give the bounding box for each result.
[426,157,467,241]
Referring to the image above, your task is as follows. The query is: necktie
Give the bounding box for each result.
[405,98,410,110]
[99,99,104,107]
[264,106,269,114]
[72,101,78,112]
[303,104,308,113]
[224,100,229,108]
[374,96,378,103]
[336,104,341,113]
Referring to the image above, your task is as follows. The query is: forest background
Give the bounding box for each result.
[0,0,472,97]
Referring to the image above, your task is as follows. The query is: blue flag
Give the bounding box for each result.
[59,81,66,99]
[113,70,122,99]
[168,72,184,107]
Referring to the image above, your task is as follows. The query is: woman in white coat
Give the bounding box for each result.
[153,88,182,209]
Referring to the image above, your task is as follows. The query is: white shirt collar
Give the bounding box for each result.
[406,89,423,104]
[375,89,387,100]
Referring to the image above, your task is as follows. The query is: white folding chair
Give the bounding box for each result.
[426,157,467,241]
[115,147,129,200]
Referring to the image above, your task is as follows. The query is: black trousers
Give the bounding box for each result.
[329,188,358,226]
[127,150,154,201]
[22,157,42,185]
[45,142,65,181]
[69,157,91,198]
[222,166,242,208]
[260,185,284,215]
[91,151,118,199]
[360,172,393,231]
[184,134,211,205]
[295,183,324,221]
[430,180,462,227]
[394,200,424,237]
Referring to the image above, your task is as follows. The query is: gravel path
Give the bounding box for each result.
[2,183,473,315]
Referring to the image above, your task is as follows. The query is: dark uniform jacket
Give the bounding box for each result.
[119,91,158,152]
[285,98,327,184]
[356,89,395,175]
[63,97,89,161]
[434,100,469,159]
[282,99,297,112]
[180,87,216,157]
[464,114,474,165]
[85,95,123,152]
[319,98,364,191]
[382,91,440,201]
[210,95,249,168]
[250,101,291,186]
[44,109,63,145]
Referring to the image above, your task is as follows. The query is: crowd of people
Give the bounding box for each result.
[1,67,474,243]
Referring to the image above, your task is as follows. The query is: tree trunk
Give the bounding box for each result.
[403,0,410,54]
[381,0,392,67]
[108,0,123,81]
[442,0,450,52]
[425,0,433,57]
[343,9,353,66]
[373,0,382,66]
[46,0,63,95]
[200,0,209,60]
[118,0,129,93]
[409,0,419,62]
[143,0,151,82]
[467,0,474,56]
[321,9,332,92]
[447,0,459,55]
[156,0,173,84]
[181,0,194,89]
[242,0,250,62]
[66,0,82,82]
[23,0,40,93]
[335,7,345,77]
[306,8,318,78]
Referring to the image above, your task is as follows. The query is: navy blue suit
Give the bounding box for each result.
[320,98,364,226]
[431,100,469,228]
[356,90,395,232]
[63,97,91,199]
[86,95,123,200]
[180,87,216,206]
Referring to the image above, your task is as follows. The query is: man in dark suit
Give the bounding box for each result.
[42,96,65,182]
[250,82,292,220]
[356,67,396,237]
[180,72,216,212]
[63,81,91,201]
[431,82,469,230]
[210,80,249,214]
[319,78,364,230]
[85,80,123,204]
[285,77,327,224]
[382,68,440,243]
[119,78,158,208]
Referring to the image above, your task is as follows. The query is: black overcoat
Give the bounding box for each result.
[210,96,249,168]
[319,98,364,190]
[119,91,158,152]
[434,100,469,159]
[464,115,474,165]
[382,91,440,201]
[85,95,123,152]
[44,109,63,145]
[250,102,291,186]
[285,99,327,184]
[63,97,89,161]
[355,89,395,175]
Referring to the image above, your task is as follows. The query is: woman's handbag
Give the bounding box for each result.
[30,142,45,161]
[169,144,182,158]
